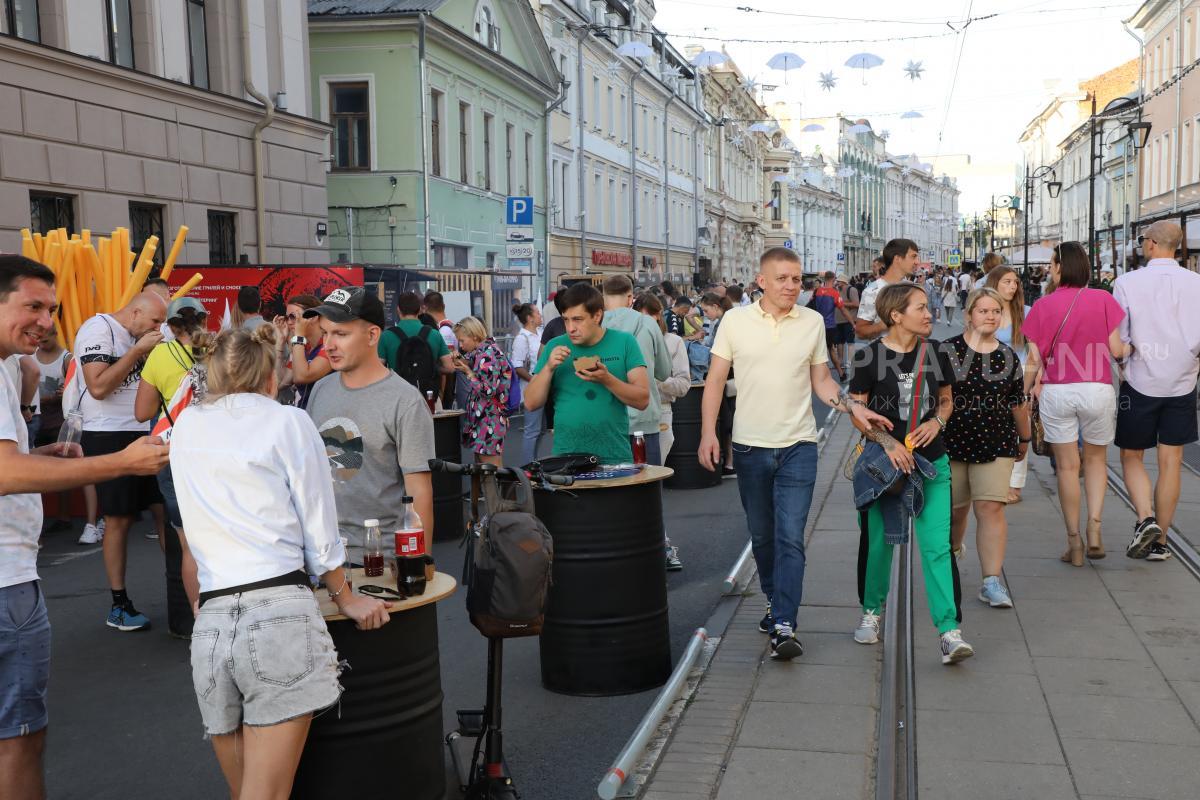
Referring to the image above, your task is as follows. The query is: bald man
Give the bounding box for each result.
[75,290,168,631]
[1115,221,1200,562]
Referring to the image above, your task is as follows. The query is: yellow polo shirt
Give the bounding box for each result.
[711,300,828,448]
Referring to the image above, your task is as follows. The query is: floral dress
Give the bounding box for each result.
[462,338,513,456]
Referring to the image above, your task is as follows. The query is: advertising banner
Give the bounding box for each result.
[166,266,363,329]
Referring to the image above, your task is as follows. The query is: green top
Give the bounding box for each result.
[377,319,450,367]
[534,329,646,465]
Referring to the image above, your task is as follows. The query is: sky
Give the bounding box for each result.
[650,0,1142,214]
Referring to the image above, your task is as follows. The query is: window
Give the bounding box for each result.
[432,243,469,269]
[207,210,237,264]
[606,85,614,136]
[524,132,532,194]
[485,251,497,269]
[608,177,616,235]
[620,181,627,235]
[105,0,134,69]
[505,123,514,195]
[474,3,500,52]
[459,102,470,184]
[619,92,627,141]
[430,89,443,177]
[129,203,164,266]
[593,173,601,232]
[591,76,600,127]
[560,54,570,109]
[330,83,370,170]
[1,0,40,42]
[186,0,209,89]
[560,162,570,226]
[29,192,75,236]
[483,112,494,191]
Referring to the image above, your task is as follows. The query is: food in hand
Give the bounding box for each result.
[573,355,600,371]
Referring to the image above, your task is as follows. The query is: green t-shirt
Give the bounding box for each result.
[377,319,450,368]
[533,329,646,465]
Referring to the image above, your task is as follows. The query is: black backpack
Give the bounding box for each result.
[387,324,438,397]
[464,468,554,638]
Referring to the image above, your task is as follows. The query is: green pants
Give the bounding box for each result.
[859,454,963,634]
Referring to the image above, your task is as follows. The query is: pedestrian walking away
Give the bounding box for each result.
[810,271,847,381]
[942,272,959,324]
[510,303,546,466]
[1113,220,1200,562]
[849,281,975,665]
[986,266,1034,504]
[698,247,889,661]
[945,289,1031,610]
[836,273,859,375]
[168,323,391,799]
[1024,242,1130,565]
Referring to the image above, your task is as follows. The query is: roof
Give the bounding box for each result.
[308,0,446,16]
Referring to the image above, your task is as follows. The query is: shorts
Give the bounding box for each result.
[1038,382,1116,446]
[0,581,51,739]
[951,458,1016,507]
[837,322,855,344]
[825,327,839,348]
[157,463,182,529]
[81,430,164,516]
[191,585,342,736]
[1114,381,1199,450]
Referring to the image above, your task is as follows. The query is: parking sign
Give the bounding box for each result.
[505,196,534,226]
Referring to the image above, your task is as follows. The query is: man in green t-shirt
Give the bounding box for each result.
[376,291,455,382]
[525,284,649,465]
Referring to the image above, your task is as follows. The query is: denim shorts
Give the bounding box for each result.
[191,585,342,736]
[0,581,51,739]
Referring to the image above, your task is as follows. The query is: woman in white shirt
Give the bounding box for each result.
[170,324,389,798]
[636,294,690,460]
[510,303,544,465]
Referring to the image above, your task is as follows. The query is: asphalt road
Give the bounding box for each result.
[37,399,828,800]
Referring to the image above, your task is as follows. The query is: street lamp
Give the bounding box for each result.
[1023,165,1061,273]
[990,194,1020,254]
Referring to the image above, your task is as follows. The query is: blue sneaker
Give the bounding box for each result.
[106,605,150,632]
[978,576,1013,609]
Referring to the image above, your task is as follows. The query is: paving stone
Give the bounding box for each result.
[1022,619,1147,659]
[643,779,718,795]
[940,633,1035,675]
[650,764,722,783]
[1168,680,1200,721]
[915,707,1065,765]
[918,759,1076,800]
[1146,644,1200,681]
[911,665,1047,714]
[670,726,737,746]
[1033,655,1171,698]
[716,747,867,800]
[1127,614,1200,649]
[1045,692,1200,746]
[642,792,711,800]
[753,663,878,707]
[1006,572,1107,601]
[797,604,872,634]
[1110,589,1200,617]
[736,700,874,754]
[666,741,729,756]
[656,751,727,767]
[784,632,876,667]
[1062,738,1200,800]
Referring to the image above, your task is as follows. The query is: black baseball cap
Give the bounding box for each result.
[304,286,386,328]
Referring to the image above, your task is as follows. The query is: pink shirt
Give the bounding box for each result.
[1024,287,1124,385]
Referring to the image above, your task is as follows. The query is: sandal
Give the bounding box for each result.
[1060,532,1084,567]
[1007,488,1022,505]
[1086,519,1105,560]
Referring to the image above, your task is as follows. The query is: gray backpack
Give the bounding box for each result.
[465,469,553,638]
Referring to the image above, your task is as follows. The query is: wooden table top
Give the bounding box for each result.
[540,464,674,490]
[318,570,457,622]
[434,409,465,419]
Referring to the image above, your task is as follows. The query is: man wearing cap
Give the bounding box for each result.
[304,287,436,552]
[1114,220,1200,562]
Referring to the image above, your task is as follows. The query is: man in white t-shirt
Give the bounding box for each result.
[855,239,921,341]
[74,291,167,631]
[0,255,168,800]
[957,270,972,306]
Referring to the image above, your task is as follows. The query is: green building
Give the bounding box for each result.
[308,0,560,324]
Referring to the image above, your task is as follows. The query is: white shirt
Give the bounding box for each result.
[74,313,144,432]
[958,273,972,292]
[974,276,987,290]
[0,366,43,590]
[858,279,886,323]
[1114,259,1200,397]
[510,328,542,389]
[169,393,346,594]
[3,355,37,415]
[437,320,458,351]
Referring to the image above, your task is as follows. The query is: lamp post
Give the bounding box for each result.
[1023,165,1062,273]
[1086,97,1149,280]
[989,194,1020,255]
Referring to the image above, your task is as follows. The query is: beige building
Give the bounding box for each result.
[0,0,330,264]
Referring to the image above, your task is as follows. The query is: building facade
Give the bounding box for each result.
[788,152,844,275]
[882,155,960,266]
[0,0,330,264]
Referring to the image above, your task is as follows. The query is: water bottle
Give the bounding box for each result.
[363,520,384,577]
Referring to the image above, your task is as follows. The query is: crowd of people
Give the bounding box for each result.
[2,215,1199,796]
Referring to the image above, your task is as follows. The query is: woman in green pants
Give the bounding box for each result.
[848,282,974,665]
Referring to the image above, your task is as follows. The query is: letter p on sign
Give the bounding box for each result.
[506,196,534,226]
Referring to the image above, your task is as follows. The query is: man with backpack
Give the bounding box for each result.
[377,291,454,402]
[809,271,846,381]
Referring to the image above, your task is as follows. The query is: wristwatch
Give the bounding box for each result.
[19,404,34,414]
[289,336,308,348]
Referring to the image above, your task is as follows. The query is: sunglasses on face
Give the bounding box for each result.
[286,313,298,321]
[1138,236,1156,246]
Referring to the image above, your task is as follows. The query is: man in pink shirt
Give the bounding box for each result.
[1113,221,1200,561]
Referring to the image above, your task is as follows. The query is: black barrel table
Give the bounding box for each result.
[292,571,457,800]
[665,383,724,490]
[432,409,465,542]
[533,465,674,696]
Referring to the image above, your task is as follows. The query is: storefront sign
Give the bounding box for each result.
[166,266,363,330]
[591,250,633,268]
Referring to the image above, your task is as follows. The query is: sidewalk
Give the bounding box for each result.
[638,419,1200,800]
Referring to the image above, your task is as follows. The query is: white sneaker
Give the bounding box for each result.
[78,523,102,545]
[854,611,881,644]
[940,629,975,665]
[97,518,106,535]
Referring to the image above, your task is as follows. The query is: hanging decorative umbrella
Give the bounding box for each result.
[900,110,924,120]
[748,122,776,134]
[818,71,838,92]
[836,167,855,178]
[847,123,871,134]
[845,52,884,83]
[802,123,825,132]
[878,161,895,169]
[767,52,805,83]
[617,40,654,60]
[691,50,728,68]
[904,60,925,81]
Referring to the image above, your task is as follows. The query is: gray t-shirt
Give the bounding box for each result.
[306,371,435,547]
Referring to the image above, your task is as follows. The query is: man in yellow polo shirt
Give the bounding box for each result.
[699,247,889,660]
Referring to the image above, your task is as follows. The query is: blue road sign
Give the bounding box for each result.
[784,239,793,249]
[506,196,534,226]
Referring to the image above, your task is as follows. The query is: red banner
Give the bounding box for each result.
[165,266,363,330]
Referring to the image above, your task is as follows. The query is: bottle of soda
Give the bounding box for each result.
[632,430,647,466]
[394,496,431,596]
[363,519,385,577]
[425,390,436,414]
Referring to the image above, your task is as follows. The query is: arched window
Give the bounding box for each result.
[474,3,500,51]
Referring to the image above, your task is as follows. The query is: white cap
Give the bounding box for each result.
[634,430,645,436]
[364,519,380,528]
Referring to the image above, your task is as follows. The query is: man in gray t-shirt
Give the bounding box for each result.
[304,287,436,548]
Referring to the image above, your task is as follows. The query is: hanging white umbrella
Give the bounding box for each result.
[617,40,653,59]
[878,161,895,169]
[748,121,776,133]
[767,51,805,83]
[847,123,871,134]
[691,50,728,68]
[801,123,825,132]
[845,52,884,83]
[900,110,924,120]
[836,167,855,178]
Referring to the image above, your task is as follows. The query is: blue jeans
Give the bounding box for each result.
[0,581,50,739]
[732,440,818,629]
[522,405,545,466]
